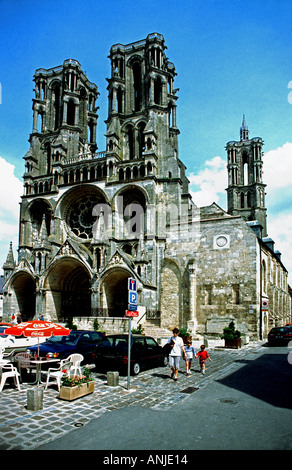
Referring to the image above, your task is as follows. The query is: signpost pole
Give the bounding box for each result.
[127,316,131,390]
[126,277,138,391]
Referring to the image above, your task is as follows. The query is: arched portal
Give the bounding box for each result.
[10,273,36,321]
[101,269,131,317]
[44,258,91,321]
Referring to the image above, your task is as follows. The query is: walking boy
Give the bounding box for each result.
[196,344,212,374]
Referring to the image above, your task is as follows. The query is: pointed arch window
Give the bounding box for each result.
[127,127,134,160]
[67,99,75,125]
[117,87,123,113]
[154,77,162,105]
[52,83,60,130]
[242,152,249,185]
[132,62,142,111]
[247,191,251,207]
[137,122,146,158]
[119,168,124,181]
[262,260,267,293]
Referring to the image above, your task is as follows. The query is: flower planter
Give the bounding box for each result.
[224,338,241,349]
[59,381,95,401]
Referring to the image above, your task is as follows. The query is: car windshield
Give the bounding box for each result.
[270,327,289,333]
[45,332,80,346]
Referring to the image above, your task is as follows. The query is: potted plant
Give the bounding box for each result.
[131,323,144,334]
[221,321,241,349]
[59,366,95,401]
[178,327,192,345]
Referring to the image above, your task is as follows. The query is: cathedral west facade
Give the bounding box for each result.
[2,33,290,340]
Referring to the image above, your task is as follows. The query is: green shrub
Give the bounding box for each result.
[221,321,241,340]
[131,323,144,334]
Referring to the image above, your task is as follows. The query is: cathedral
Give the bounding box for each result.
[2,33,290,341]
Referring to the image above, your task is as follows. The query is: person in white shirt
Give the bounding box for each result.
[167,327,187,381]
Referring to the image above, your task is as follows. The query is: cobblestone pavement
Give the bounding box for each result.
[0,342,264,450]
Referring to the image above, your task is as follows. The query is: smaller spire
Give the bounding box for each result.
[38,215,49,244]
[3,242,15,270]
[240,114,249,141]
[136,232,148,262]
[91,208,109,245]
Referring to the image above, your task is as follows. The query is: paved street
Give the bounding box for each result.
[0,341,291,451]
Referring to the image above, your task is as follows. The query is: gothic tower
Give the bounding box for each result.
[226,116,267,237]
[105,32,180,181]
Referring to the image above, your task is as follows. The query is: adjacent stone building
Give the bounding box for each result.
[2,33,290,340]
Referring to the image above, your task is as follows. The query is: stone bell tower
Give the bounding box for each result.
[105,32,180,180]
[226,116,267,237]
[19,59,99,264]
[24,59,99,182]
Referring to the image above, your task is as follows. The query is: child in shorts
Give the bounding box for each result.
[184,340,196,376]
[196,344,212,374]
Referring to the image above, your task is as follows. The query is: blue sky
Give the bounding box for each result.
[0,0,292,281]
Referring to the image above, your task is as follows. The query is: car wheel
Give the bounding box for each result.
[163,356,168,367]
[132,362,141,375]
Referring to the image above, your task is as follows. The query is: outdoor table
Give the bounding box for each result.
[29,358,60,386]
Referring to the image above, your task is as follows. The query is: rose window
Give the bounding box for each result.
[68,195,100,239]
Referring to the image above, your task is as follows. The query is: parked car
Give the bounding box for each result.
[267,326,292,345]
[0,328,47,355]
[27,329,104,363]
[94,334,168,375]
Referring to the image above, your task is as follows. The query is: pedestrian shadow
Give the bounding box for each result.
[216,353,292,410]
[151,372,171,379]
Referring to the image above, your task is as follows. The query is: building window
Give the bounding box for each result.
[133,62,142,112]
[205,285,212,305]
[67,99,75,125]
[262,260,267,293]
[232,284,240,304]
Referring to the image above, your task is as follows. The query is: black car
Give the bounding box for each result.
[267,326,292,345]
[27,330,104,363]
[94,334,168,375]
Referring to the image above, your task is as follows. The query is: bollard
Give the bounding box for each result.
[107,371,119,387]
[27,387,44,411]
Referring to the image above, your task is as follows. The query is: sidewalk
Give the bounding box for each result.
[0,342,263,450]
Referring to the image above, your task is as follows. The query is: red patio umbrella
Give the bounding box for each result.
[4,321,71,356]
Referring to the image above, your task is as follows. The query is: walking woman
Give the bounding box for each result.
[167,328,187,381]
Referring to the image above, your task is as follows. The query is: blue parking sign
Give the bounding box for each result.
[129,291,138,304]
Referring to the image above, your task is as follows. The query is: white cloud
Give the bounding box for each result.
[188,156,227,208]
[264,142,292,191]
[0,157,22,270]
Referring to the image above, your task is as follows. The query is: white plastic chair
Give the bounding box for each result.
[45,359,70,391]
[66,353,84,376]
[14,352,36,382]
[0,346,15,364]
[0,363,21,392]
